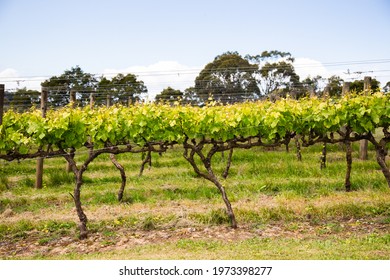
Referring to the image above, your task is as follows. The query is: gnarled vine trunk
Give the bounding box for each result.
[367,132,390,188]
[110,154,127,201]
[222,147,233,179]
[183,140,237,228]
[375,146,390,188]
[73,171,88,239]
[64,152,89,239]
[345,140,352,192]
[139,150,152,176]
[295,135,302,161]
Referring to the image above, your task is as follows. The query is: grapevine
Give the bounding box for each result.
[0,92,389,238]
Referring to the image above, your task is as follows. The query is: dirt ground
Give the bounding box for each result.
[1,216,389,259]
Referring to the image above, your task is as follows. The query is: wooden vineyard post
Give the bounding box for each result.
[70,88,76,105]
[106,92,112,107]
[0,84,4,125]
[35,87,48,189]
[309,86,316,98]
[89,92,95,109]
[323,85,330,97]
[342,82,351,96]
[128,96,133,107]
[359,77,371,160]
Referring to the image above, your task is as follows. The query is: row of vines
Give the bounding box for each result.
[1,92,389,239]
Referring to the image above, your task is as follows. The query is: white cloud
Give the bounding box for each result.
[293,58,331,80]
[0,68,18,78]
[103,61,202,100]
[0,68,19,90]
[0,68,44,91]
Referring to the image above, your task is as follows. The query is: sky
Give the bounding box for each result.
[0,0,389,99]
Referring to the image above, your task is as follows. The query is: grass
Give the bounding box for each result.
[25,234,390,260]
[0,142,390,259]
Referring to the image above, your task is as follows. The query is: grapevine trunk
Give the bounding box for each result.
[110,154,127,201]
[74,172,88,239]
[345,141,352,192]
[375,148,390,188]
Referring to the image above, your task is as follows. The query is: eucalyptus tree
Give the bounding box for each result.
[155,87,183,104]
[246,50,301,98]
[194,51,260,104]
[96,73,148,106]
[41,66,97,107]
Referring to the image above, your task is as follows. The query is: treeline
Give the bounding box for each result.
[3,68,147,111]
[3,50,390,110]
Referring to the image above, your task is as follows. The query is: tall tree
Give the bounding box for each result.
[96,73,147,105]
[194,51,259,104]
[41,66,97,107]
[155,87,183,104]
[182,87,202,106]
[384,81,390,93]
[95,76,112,106]
[246,50,301,98]
[7,88,40,111]
[349,78,380,93]
[323,75,344,97]
[301,75,326,97]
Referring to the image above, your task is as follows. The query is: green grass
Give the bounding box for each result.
[31,234,390,260]
[1,142,390,259]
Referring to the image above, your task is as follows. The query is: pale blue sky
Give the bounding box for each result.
[1,0,389,97]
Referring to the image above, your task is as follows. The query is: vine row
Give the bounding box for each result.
[0,92,389,238]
